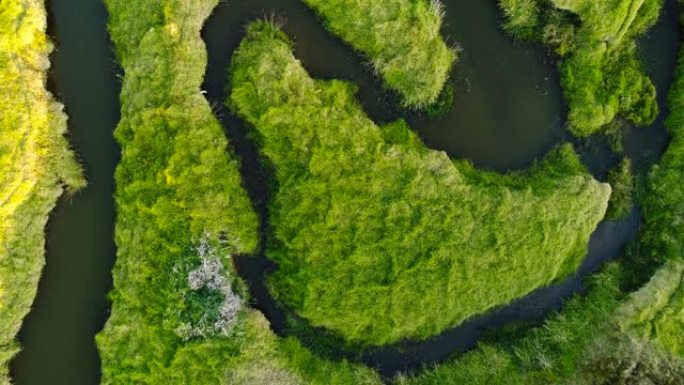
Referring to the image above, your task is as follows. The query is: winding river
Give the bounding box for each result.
[10,0,120,384]
[10,0,680,383]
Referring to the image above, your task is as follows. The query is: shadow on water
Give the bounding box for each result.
[203,0,680,377]
[10,0,121,384]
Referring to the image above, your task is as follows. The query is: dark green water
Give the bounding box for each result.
[203,0,566,172]
[10,0,120,384]
[411,0,565,169]
[203,0,679,375]
[9,0,679,382]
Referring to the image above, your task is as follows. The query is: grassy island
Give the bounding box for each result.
[399,261,684,385]
[230,21,610,346]
[97,1,380,384]
[499,0,663,137]
[0,0,84,381]
[301,0,456,108]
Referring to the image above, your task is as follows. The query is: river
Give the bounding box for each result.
[10,0,120,384]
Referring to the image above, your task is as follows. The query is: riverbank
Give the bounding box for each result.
[8,1,120,385]
[0,0,83,382]
[229,19,611,347]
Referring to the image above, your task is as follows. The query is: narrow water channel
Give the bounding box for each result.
[8,0,679,382]
[10,1,120,384]
[203,0,567,172]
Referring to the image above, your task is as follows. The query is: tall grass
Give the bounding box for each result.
[500,0,663,137]
[606,157,634,220]
[0,0,84,382]
[230,20,610,346]
[626,0,684,284]
[397,264,684,385]
[395,265,626,385]
[97,0,260,381]
[96,1,379,384]
[615,260,684,356]
[301,0,456,108]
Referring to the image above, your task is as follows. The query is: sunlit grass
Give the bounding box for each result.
[500,0,663,137]
[0,0,84,381]
[616,260,684,356]
[302,0,456,108]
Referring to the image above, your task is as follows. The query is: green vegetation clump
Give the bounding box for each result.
[606,158,634,220]
[574,261,684,385]
[230,21,610,346]
[301,0,456,108]
[0,0,84,382]
[96,1,380,384]
[615,260,684,356]
[499,0,662,136]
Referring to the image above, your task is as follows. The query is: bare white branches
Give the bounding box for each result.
[176,233,243,340]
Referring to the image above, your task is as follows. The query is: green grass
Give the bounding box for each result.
[626,3,684,284]
[301,0,456,108]
[572,261,684,384]
[398,262,684,385]
[641,18,684,263]
[97,0,260,381]
[615,260,684,356]
[230,20,610,346]
[96,1,379,384]
[606,157,634,220]
[0,0,84,382]
[3,0,680,383]
[500,0,662,137]
[395,265,627,385]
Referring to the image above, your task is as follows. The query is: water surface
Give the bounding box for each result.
[10,0,120,384]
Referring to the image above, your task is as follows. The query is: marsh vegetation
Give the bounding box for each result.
[5,0,683,383]
[230,20,610,346]
[96,0,260,381]
[400,1,684,381]
[0,0,83,382]
[96,1,382,384]
[606,158,634,220]
[500,0,663,137]
[302,0,456,108]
